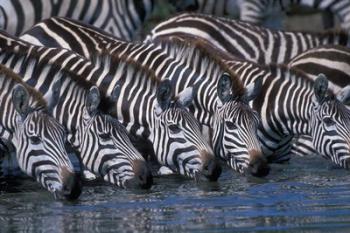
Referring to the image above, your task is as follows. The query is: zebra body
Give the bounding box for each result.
[0,64,81,199]
[0,0,153,39]
[147,12,350,65]
[174,0,350,31]
[21,17,270,177]
[0,31,153,189]
[16,29,223,181]
[223,56,350,167]
[239,0,350,31]
[288,45,350,93]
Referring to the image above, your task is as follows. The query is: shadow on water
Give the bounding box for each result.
[1,155,350,232]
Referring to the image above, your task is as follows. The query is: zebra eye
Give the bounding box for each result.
[323,117,335,127]
[168,124,181,133]
[225,121,238,129]
[29,136,41,144]
[99,133,110,140]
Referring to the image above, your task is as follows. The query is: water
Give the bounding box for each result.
[1,155,350,232]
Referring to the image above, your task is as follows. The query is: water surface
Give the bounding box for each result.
[1,155,350,232]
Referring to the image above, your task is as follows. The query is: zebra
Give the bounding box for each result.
[0,0,154,39]
[20,16,270,177]
[287,45,350,94]
[0,64,82,199]
[283,45,350,156]
[171,0,350,31]
[0,32,154,189]
[147,12,350,65]
[4,30,222,181]
[239,0,350,31]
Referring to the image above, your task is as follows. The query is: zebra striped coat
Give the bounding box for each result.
[0,64,81,199]
[0,31,153,189]
[0,0,153,39]
[15,30,222,181]
[288,45,350,94]
[21,16,270,177]
[147,12,350,64]
[173,0,350,31]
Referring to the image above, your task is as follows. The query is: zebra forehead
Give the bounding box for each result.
[152,35,246,97]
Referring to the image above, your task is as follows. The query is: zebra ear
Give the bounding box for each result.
[44,78,61,112]
[12,84,30,118]
[314,74,329,103]
[337,86,350,105]
[86,86,100,115]
[244,78,263,102]
[176,86,195,107]
[217,73,233,103]
[156,79,172,111]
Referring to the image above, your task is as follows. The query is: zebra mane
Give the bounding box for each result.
[152,35,246,98]
[0,63,47,109]
[92,48,162,85]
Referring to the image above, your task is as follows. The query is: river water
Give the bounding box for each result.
[1,155,350,232]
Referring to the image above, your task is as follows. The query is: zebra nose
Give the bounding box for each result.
[248,150,270,177]
[60,167,82,200]
[201,151,222,181]
[125,160,153,189]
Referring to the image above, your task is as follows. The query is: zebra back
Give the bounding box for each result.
[0,0,154,39]
[147,12,350,64]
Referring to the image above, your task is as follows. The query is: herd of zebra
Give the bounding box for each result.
[1,0,350,200]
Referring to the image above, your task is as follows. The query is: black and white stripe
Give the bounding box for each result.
[16,28,222,181]
[224,57,350,167]
[0,0,153,39]
[0,64,81,199]
[20,17,270,177]
[147,12,350,65]
[239,0,350,31]
[0,32,153,189]
[174,0,350,31]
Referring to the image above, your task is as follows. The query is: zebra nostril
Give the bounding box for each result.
[128,160,153,189]
[203,159,222,181]
[249,155,270,177]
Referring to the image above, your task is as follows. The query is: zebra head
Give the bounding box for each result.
[78,86,152,189]
[153,80,222,181]
[213,73,269,177]
[311,74,350,169]
[11,84,81,200]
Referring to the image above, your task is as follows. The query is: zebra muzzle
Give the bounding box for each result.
[125,160,153,190]
[59,167,82,200]
[247,150,270,177]
[200,150,222,181]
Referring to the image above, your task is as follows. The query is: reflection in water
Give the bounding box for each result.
[1,155,350,232]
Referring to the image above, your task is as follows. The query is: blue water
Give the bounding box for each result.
[1,155,350,232]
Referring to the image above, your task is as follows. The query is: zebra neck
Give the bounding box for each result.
[231,61,313,136]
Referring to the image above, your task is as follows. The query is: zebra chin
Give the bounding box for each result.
[50,167,82,201]
[198,150,222,182]
[231,150,270,177]
[124,160,153,190]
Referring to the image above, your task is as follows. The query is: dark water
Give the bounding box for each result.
[1,155,350,233]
